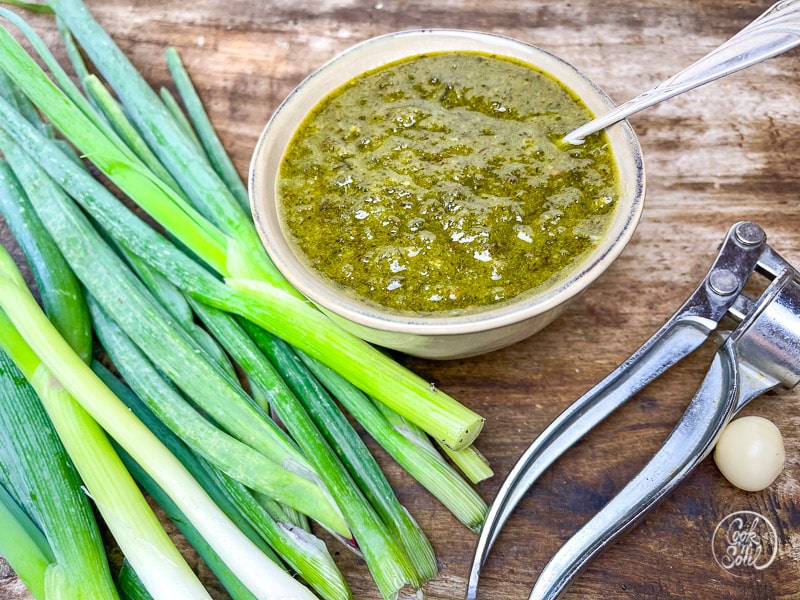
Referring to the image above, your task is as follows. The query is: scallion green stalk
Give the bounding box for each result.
[0,7,128,150]
[0,159,90,362]
[117,561,155,600]
[112,444,262,600]
[114,243,236,377]
[200,463,353,600]
[165,46,250,211]
[372,399,493,483]
[299,352,489,532]
[0,67,51,137]
[91,361,286,570]
[0,158,119,599]
[3,141,213,597]
[0,17,231,275]
[227,278,484,450]
[186,297,420,599]
[1,1,51,14]
[436,442,494,484]
[83,73,187,198]
[243,324,438,582]
[45,0,281,285]
[159,86,205,152]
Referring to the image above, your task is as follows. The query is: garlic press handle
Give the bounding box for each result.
[528,346,743,600]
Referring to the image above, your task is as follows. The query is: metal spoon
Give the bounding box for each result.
[564,0,800,145]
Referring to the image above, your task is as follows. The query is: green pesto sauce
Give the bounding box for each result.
[278,51,619,314]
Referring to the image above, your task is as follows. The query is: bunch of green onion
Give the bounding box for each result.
[0,1,494,598]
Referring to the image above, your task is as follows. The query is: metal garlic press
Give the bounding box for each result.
[466,221,800,600]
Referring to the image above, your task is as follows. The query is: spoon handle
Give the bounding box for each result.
[564,0,800,144]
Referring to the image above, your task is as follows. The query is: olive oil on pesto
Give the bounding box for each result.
[278,51,619,314]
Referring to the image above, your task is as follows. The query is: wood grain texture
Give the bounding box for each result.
[1,1,799,599]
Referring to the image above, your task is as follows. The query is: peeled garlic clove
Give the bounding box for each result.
[714,416,785,492]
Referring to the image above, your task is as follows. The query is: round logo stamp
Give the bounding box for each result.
[712,510,779,575]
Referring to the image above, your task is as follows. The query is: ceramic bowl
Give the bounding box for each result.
[250,29,645,360]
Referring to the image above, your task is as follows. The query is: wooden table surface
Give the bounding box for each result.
[2,1,799,599]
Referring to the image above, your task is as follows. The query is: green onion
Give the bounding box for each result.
[0,8,124,147]
[243,325,438,582]
[438,440,494,484]
[114,243,237,379]
[44,0,282,285]
[0,5,497,594]
[1,1,51,13]
[0,15,231,275]
[0,244,318,600]
[0,66,51,137]
[0,480,52,599]
[0,155,208,597]
[226,278,484,450]
[0,157,120,599]
[0,152,90,364]
[109,435,263,600]
[0,349,121,600]
[187,298,420,598]
[95,359,351,600]
[370,397,493,483]
[90,362,287,571]
[116,562,155,600]
[87,296,346,535]
[0,311,207,600]
[159,86,206,152]
[198,463,353,600]
[83,73,187,198]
